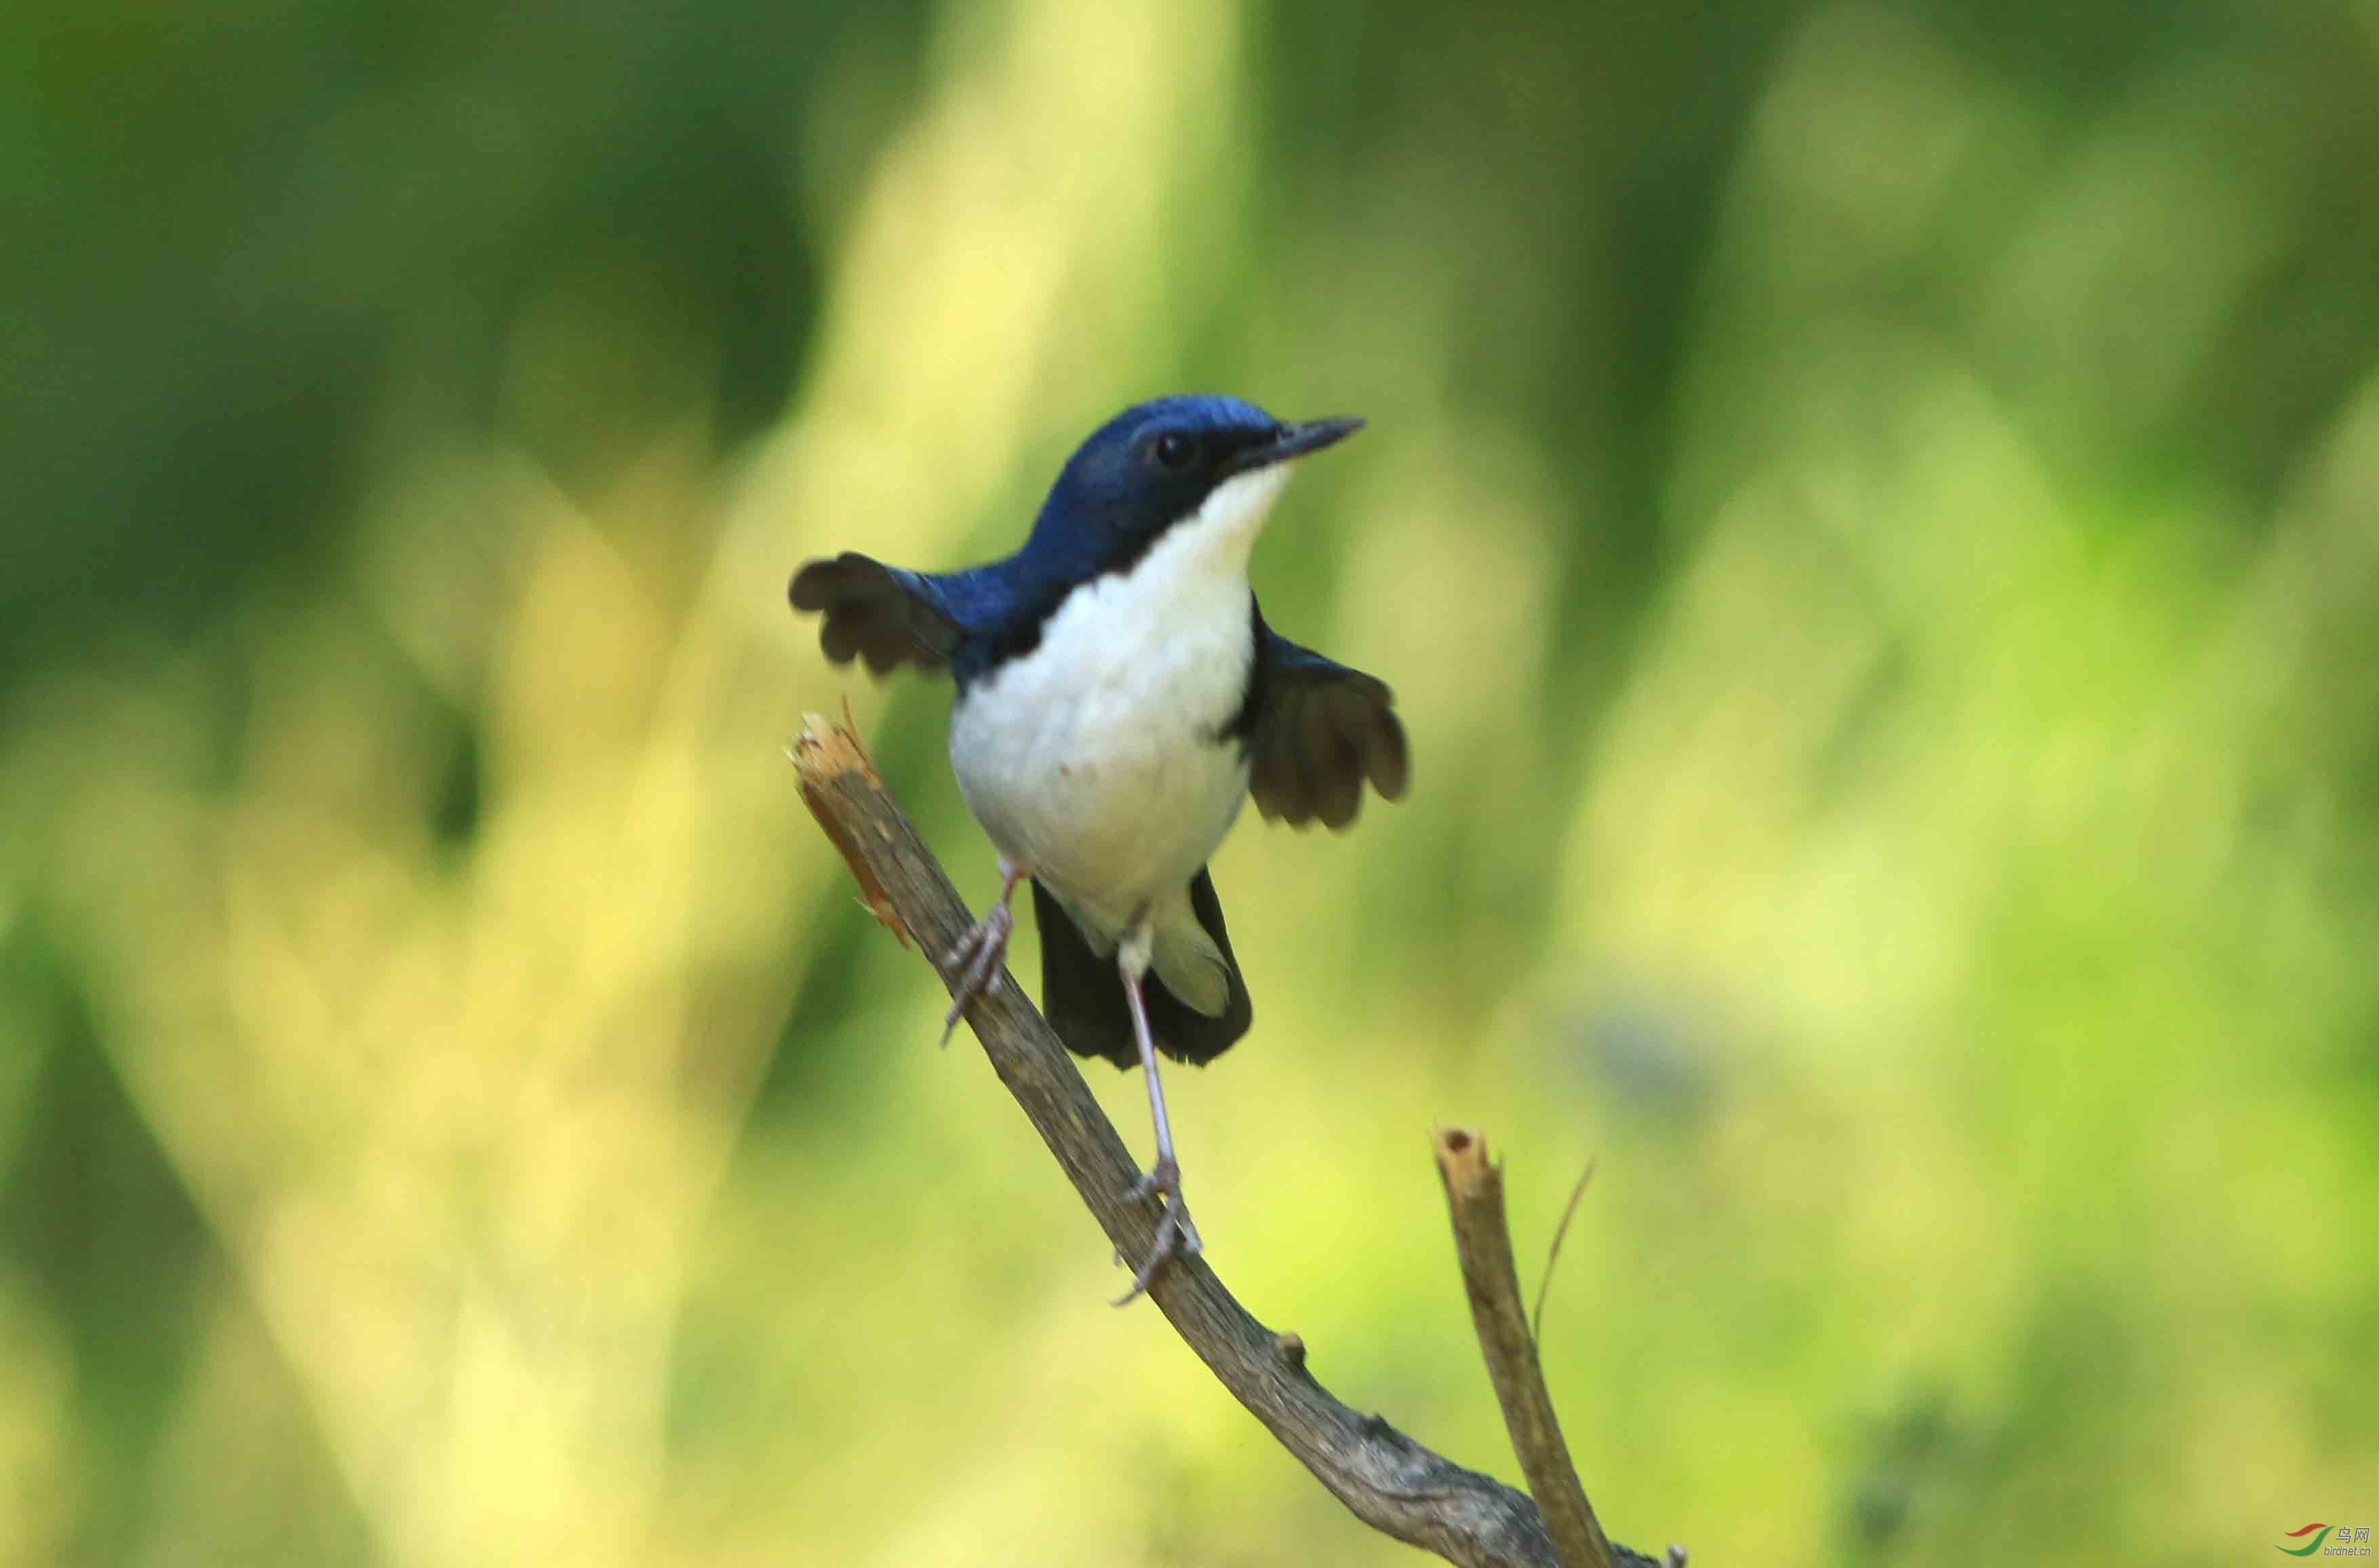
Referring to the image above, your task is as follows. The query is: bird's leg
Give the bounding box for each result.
[1113,926,1201,1305]
[940,858,1027,1045]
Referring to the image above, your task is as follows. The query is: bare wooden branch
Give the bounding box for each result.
[1436,1128,1613,1568]
[790,716,1672,1567]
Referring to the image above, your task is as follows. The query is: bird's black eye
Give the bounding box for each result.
[1152,431,1198,471]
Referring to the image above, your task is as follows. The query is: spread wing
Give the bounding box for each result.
[1242,614,1411,830]
[787,553,983,675]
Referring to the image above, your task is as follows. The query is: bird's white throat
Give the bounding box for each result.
[1161,462,1293,579]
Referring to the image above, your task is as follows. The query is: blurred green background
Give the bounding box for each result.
[6,0,2377,1563]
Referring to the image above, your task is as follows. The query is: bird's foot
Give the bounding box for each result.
[939,903,1013,1046]
[1112,1155,1201,1306]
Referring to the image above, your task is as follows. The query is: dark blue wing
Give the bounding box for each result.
[787,553,1008,676]
[1238,605,1411,829]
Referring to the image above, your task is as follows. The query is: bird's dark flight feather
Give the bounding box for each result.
[1034,869,1252,1070]
[1230,601,1410,830]
[789,552,1069,689]
[787,553,966,675]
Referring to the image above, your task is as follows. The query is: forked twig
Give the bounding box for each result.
[1436,1129,1613,1568]
[1532,1158,1597,1344]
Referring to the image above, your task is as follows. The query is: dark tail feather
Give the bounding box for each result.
[1032,869,1253,1071]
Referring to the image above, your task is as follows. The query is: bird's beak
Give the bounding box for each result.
[1223,415,1365,477]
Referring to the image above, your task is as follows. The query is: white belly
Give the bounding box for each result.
[948,557,1254,939]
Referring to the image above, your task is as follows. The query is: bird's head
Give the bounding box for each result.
[1022,395,1362,582]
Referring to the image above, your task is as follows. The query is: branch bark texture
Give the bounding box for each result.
[791,716,1669,1568]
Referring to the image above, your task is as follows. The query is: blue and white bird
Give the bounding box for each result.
[789,395,1409,1297]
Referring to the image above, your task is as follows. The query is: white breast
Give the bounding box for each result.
[948,466,1290,941]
